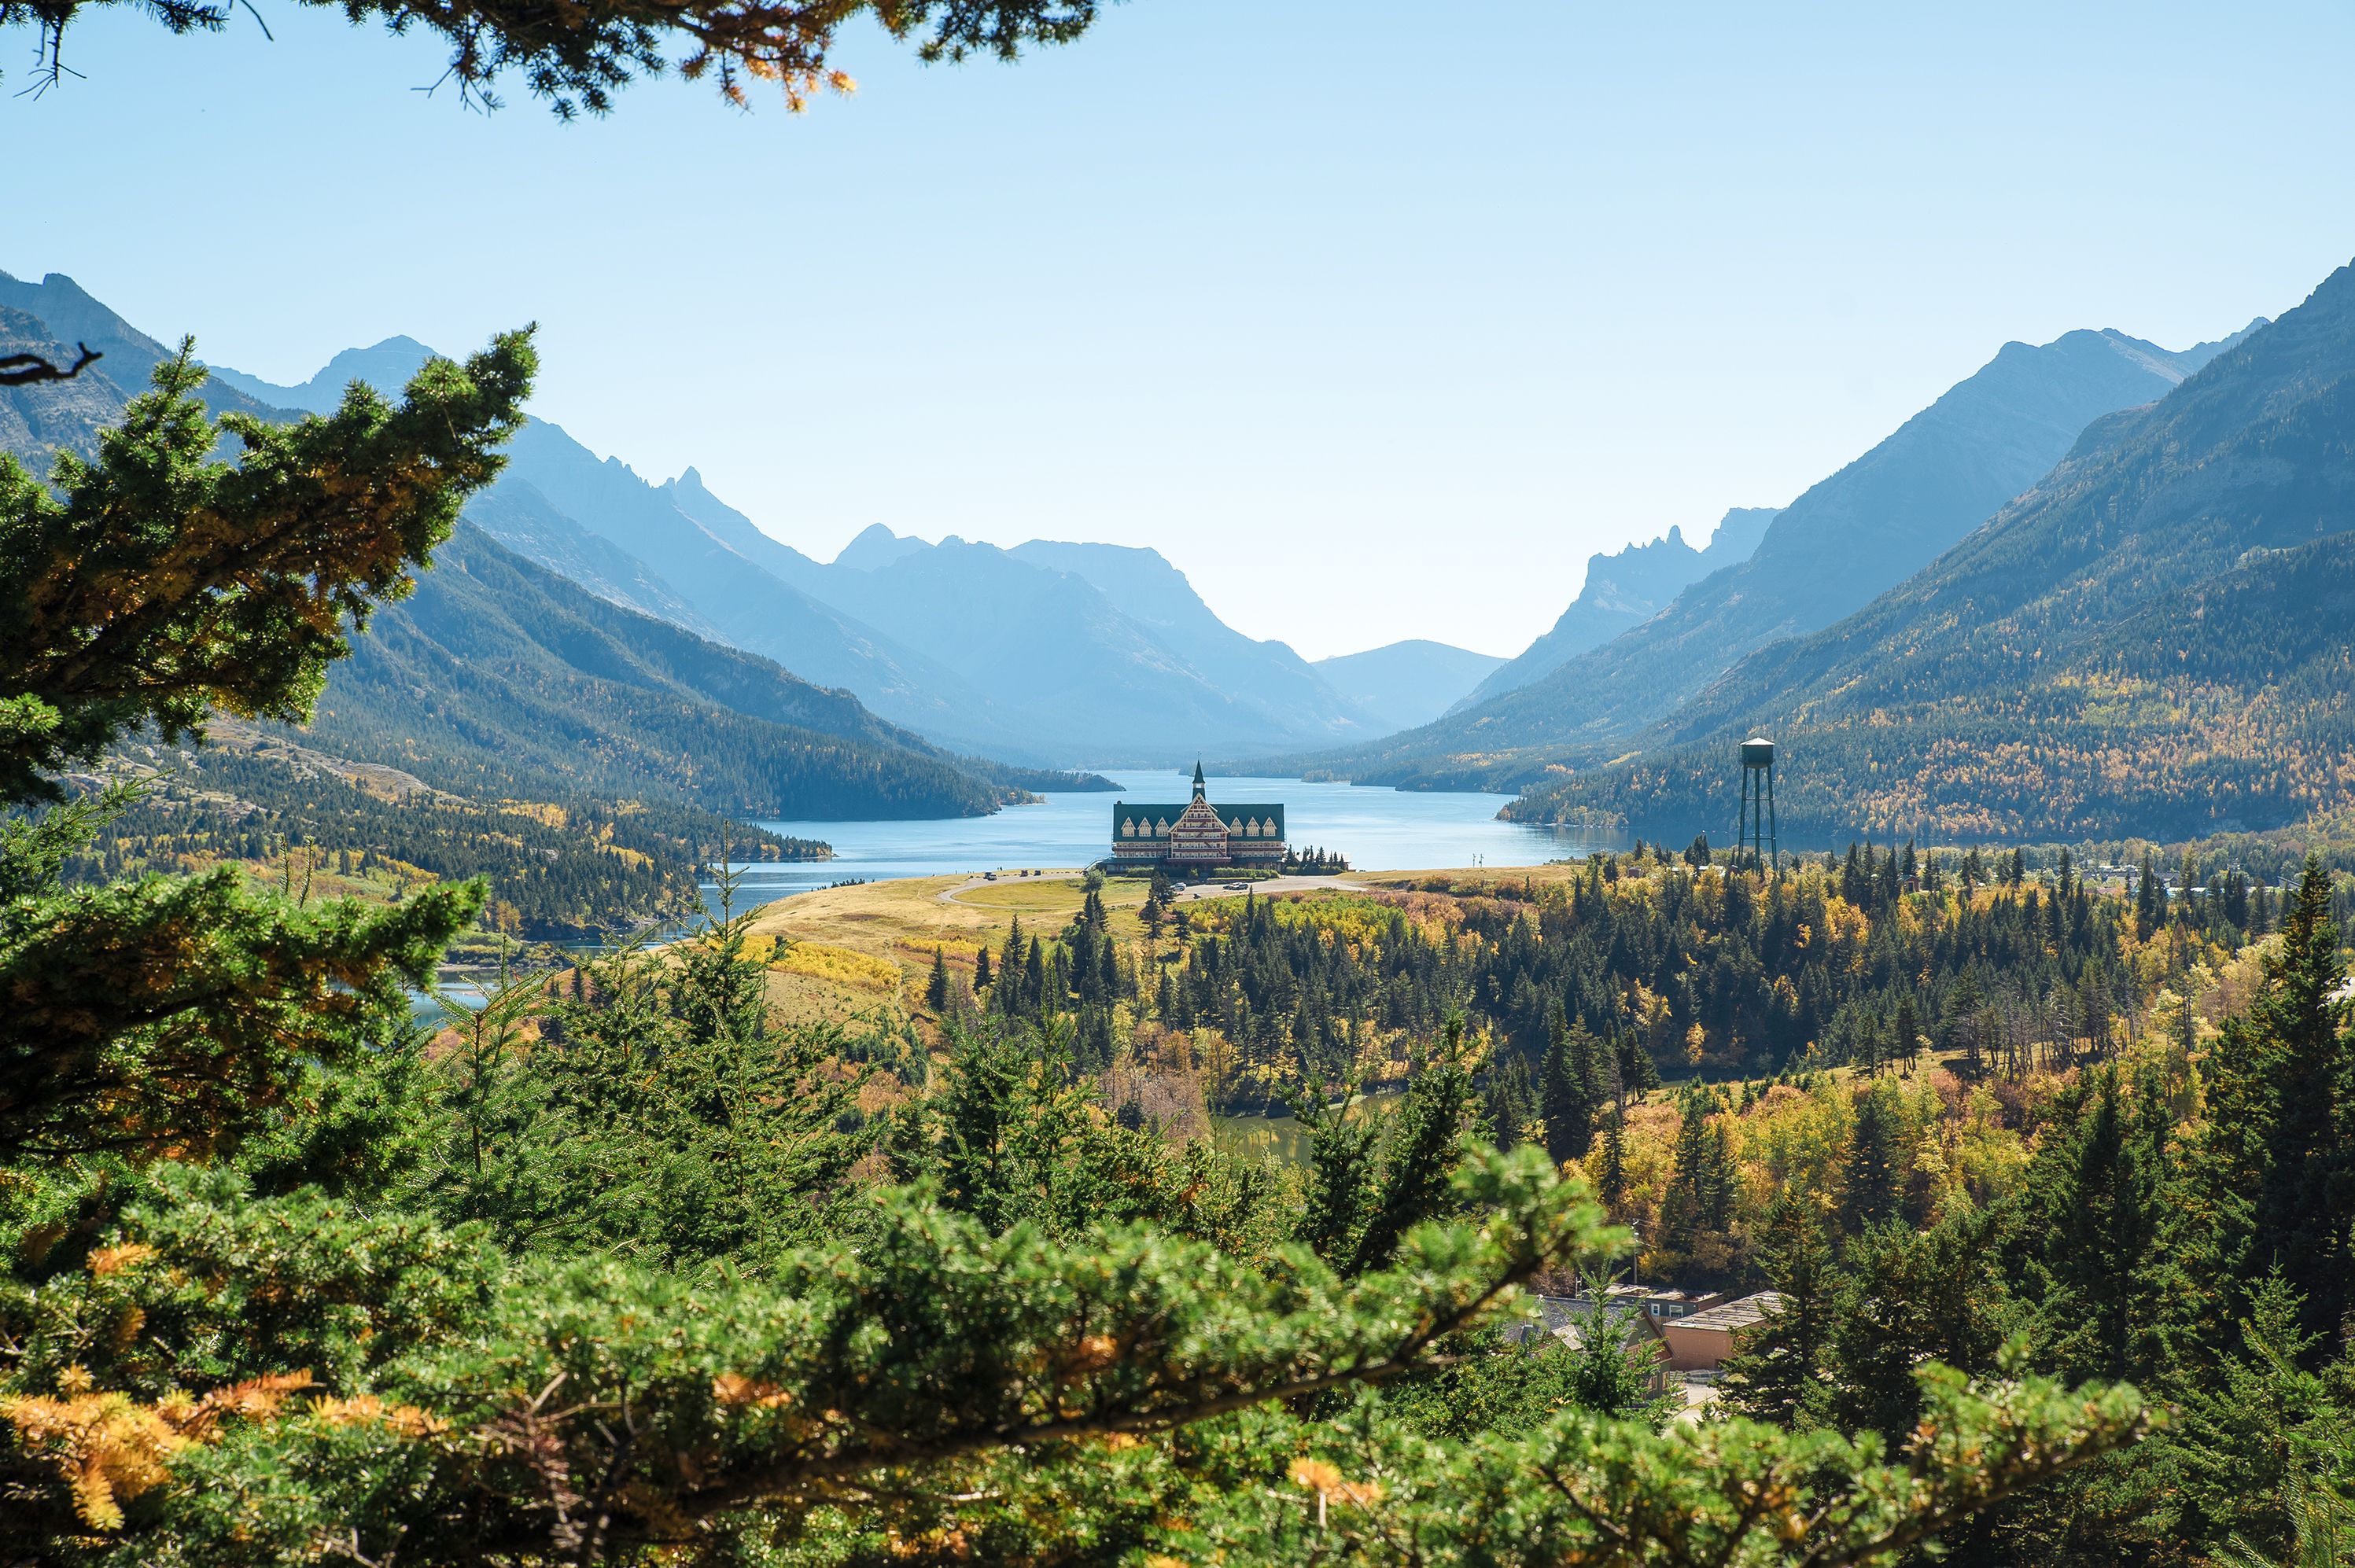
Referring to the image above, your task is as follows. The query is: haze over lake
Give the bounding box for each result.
[732,775,1621,902]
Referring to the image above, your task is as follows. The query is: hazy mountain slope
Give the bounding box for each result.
[309,525,1017,819]
[1458,506,1779,709]
[830,521,928,575]
[202,335,444,414]
[1007,537,1380,739]
[1314,641,1506,734]
[661,466,840,593]
[814,536,1354,760]
[463,478,723,637]
[1506,267,2355,841]
[1300,320,2262,790]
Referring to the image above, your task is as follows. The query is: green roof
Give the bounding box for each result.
[1114,802,1286,837]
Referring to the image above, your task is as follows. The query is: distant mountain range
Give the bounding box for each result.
[1315,642,1506,734]
[209,333,1450,767]
[1508,263,2355,842]
[0,274,1104,823]
[17,259,2347,850]
[1292,316,2268,791]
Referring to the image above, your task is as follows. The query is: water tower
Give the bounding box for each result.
[1736,735,1778,872]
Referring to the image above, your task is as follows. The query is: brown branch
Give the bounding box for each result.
[0,344,102,387]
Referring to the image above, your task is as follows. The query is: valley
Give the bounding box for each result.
[8,24,2355,1552]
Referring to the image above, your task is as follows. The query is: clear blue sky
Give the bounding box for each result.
[9,2,2353,660]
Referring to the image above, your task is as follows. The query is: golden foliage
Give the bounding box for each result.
[312,1393,447,1437]
[712,1373,794,1410]
[768,940,902,993]
[2,1368,317,1529]
[85,1243,156,1277]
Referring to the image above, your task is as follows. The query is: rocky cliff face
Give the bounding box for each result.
[1458,506,1779,710]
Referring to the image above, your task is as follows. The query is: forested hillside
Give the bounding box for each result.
[66,731,819,938]
[1299,322,2250,790]
[1512,262,2355,842]
[307,525,1051,819]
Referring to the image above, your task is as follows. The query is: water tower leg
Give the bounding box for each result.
[1737,771,1750,869]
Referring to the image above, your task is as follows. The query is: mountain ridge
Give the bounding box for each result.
[207,336,1384,767]
[1281,317,2267,790]
[1456,506,1780,711]
[1504,268,2353,841]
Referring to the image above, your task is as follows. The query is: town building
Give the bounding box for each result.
[1111,763,1287,870]
[1658,1290,1784,1372]
[1505,1296,1676,1395]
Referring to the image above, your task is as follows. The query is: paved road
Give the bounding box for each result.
[934,870,1364,907]
[1169,874,1361,903]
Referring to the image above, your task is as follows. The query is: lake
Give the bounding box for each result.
[426,775,1616,1016]
[725,773,1624,906]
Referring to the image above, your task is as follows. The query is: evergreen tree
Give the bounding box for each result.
[1660,1091,1742,1264]
[2162,1274,2353,1558]
[1482,1055,1534,1152]
[1719,1191,1838,1430]
[1841,1079,1904,1235]
[2136,850,2164,940]
[927,946,952,1013]
[1598,1095,1628,1212]
[999,913,1026,989]
[1023,934,1048,1013]
[1827,1206,2017,1447]
[1348,1018,1480,1276]
[1660,1091,1713,1253]
[1293,1081,1380,1272]
[2026,1069,2176,1384]
[0,337,530,1162]
[1617,1029,1662,1099]
[972,944,993,992]
[2195,859,2355,1349]
[1540,1008,1601,1163]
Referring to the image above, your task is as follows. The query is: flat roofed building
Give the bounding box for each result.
[1658,1290,1784,1372]
[1566,1284,1727,1322]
